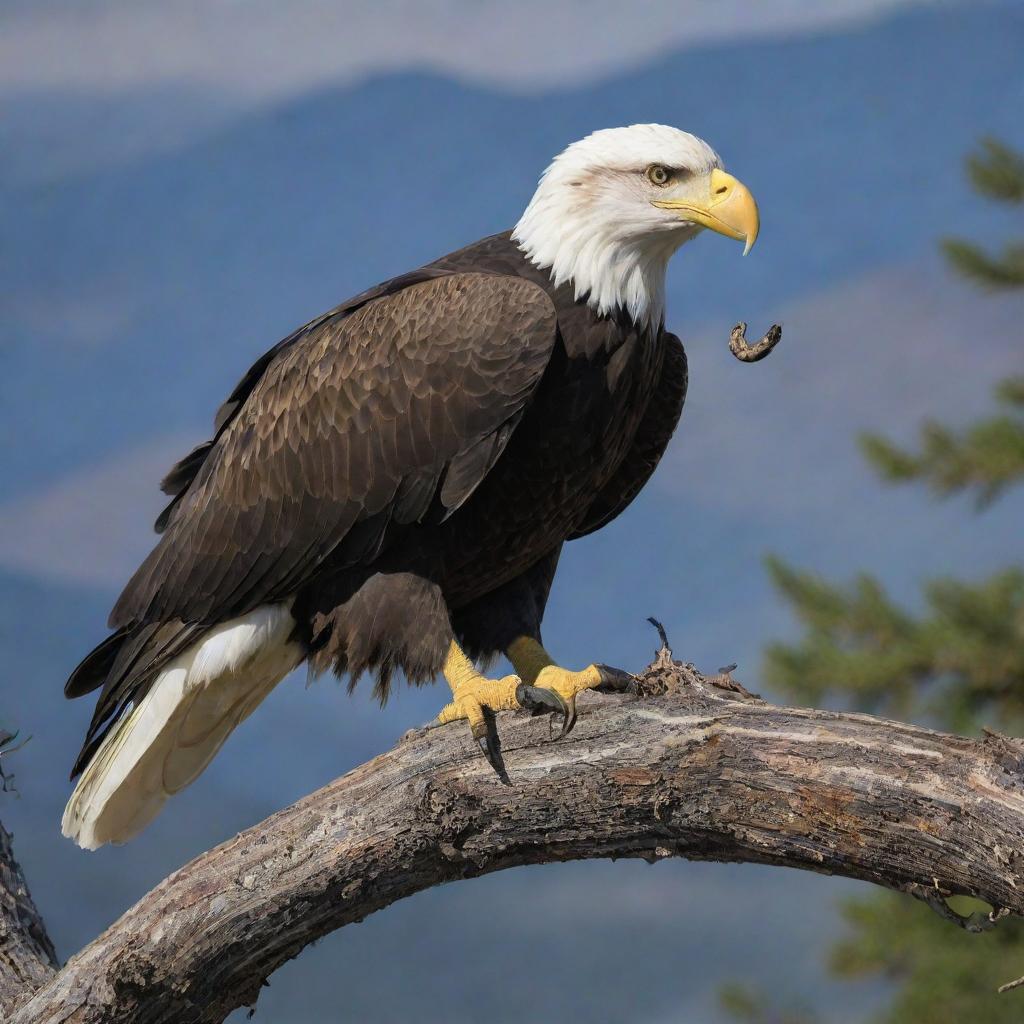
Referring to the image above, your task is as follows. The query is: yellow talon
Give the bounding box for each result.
[436,640,522,773]
[436,638,631,773]
[506,636,632,736]
[437,675,522,733]
[534,662,607,701]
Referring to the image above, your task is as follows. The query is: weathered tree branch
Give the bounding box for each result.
[9,649,1024,1024]
[0,822,58,1015]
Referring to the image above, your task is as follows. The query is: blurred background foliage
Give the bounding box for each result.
[727,137,1024,1024]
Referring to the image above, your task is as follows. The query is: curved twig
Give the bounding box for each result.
[0,731,31,794]
[729,322,783,362]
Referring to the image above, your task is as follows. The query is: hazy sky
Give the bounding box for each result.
[0,0,959,180]
[1,0,945,96]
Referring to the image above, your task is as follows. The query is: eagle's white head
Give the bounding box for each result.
[512,124,759,329]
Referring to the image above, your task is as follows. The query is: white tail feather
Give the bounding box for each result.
[62,603,302,850]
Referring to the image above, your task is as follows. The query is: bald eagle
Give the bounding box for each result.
[62,124,759,849]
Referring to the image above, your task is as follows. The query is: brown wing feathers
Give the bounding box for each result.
[68,273,556,776]
[112,273,558,628]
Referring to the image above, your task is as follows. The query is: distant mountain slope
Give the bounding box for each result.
[3,4,1023,497]
[4,251,1023,592]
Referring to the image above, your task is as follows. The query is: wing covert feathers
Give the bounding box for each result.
[114,274,557,628]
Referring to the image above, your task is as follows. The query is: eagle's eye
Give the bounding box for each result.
[646,164,672,186]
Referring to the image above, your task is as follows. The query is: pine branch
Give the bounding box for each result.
[965,138,1024,204]
[941,138,1024,290]
[858,403,1024,507]
[995,377,1024,408]
[941,240,1024,290]
[763,558,1024,730]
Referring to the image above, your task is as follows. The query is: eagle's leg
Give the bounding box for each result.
[436,640,566,772]
[506,636,632,737]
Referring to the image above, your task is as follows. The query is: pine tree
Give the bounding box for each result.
[859,376,1024,507]
[725,139,1024,1023]
[941,139,1024,290]
[859,140,1024,507]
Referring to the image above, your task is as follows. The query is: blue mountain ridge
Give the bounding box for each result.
[3,2,1023,496]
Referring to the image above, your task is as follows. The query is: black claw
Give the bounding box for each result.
[516,683,566,715]
[558,697,577,738]
[516,684,572,737]
[477,734,497,771]
[475,729,510,784]
[594,664,634,692]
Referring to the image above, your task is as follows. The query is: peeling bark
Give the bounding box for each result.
[9,652,1024,1023]
[0,823,58,1016]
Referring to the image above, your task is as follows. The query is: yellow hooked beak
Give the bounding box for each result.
[652,168,760,254]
